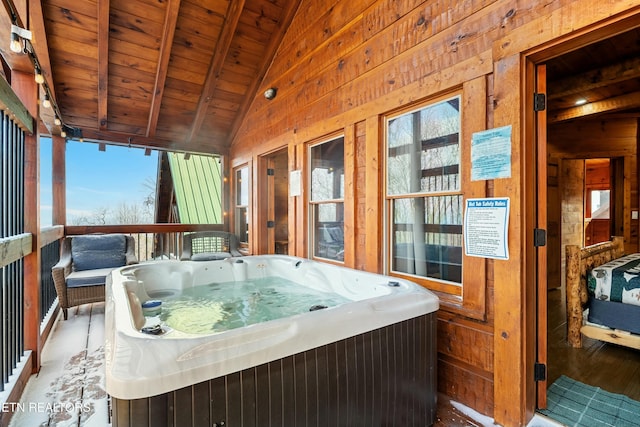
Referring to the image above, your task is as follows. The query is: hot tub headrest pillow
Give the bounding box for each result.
[72,234,127,271]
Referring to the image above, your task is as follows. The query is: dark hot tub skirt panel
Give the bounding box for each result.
[112,312,437,427]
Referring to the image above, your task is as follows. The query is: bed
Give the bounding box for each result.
[565,236,640,350]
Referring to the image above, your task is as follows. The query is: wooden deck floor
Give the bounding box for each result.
[9,304,109,427]
[7,301,567,427]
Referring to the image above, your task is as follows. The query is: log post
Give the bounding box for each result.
[566,244,582,347]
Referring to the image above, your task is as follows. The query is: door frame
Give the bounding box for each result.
[256,147,289,254]
[534,63,548,408]
[526,15,640,411]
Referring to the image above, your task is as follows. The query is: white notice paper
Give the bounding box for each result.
[289,170,302,197]
[464,198,510,260]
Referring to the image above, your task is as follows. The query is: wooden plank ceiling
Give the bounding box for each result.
[25,0,301,155]
[546,27,640,124]
[0,2,639,155]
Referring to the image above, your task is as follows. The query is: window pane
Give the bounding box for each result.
[591,190,610,219]
[311,137,344,201]
[235,207,249,243]
[236,167,249,206]
[391,195,463,284]
[387,97,461,195]
[234,167,249,244]
[313,203,344,262]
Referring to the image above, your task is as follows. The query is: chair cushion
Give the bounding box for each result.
[65,268,115,288]
[72,234,127,271]
[191,252,232,261]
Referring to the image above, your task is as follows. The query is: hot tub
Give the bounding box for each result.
[106,255,439,426]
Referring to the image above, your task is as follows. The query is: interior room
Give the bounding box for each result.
[545,27,640,400]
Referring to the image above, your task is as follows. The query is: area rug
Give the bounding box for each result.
[540,375,640,427]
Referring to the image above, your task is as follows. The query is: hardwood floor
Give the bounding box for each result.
[547,287,640,400]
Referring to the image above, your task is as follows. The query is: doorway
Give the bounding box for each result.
[259,148,289,254]
[534,25,640,409]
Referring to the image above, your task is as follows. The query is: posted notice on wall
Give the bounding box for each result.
[464,198,510,260]
[289,170,302,197]
[471,125,512,181]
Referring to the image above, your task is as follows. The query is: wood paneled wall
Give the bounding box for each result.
[229,1,640,425]
[549,118,639,253]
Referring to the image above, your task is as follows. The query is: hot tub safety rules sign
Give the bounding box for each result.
[464,198,510,260]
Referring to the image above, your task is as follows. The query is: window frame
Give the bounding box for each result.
[232,163,251,251]
[308,135,346,264]
[383,85,487,320]
[384,94,463,294]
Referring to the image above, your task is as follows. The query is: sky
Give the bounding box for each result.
[40,138,159,227]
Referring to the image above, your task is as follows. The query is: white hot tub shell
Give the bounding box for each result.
[106,255,439,426]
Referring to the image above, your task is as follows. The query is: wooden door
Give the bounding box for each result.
[547,158,561,289]
[536,63,549,408]
[267,156,276,254]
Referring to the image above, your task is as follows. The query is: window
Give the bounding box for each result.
[234,166,249,245]
[589,189,610,219]
[386,96,462,285]
[310,136,345,262]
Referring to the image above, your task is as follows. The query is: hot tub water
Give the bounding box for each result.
[156,276,350,334]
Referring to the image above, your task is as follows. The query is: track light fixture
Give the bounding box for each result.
[10,31,21,53]
[42,93,51,109]
[11,23,73,138]
[9,22,82,140]
[10,24,31,53]
[34,67,44,84]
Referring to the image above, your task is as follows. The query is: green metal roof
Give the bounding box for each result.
[168,153,222,224]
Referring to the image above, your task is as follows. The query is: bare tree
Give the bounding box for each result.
[68,177,156,225]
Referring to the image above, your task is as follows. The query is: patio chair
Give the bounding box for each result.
[180,231,242,261]
[52,234,138,319]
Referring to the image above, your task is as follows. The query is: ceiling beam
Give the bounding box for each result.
[226,0,302,147]
[97,0,109,130]
[549,91,640,123]
[78,128,229,156]
[146,0,181,138]
[548,56,640,101]
[29,0,58,132]
[184,0,245,145]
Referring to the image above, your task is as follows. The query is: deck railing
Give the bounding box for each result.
[0,223,224,400]
[65,223,224,262]
[0,111,26,394]
[0,257,23,391]
[39,226,64,325]
[0,233,29,395]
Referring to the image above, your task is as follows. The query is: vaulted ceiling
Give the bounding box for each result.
[0,1,639,157]
[0,0,301,155]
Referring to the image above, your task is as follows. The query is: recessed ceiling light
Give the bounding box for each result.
[575,98,587,106]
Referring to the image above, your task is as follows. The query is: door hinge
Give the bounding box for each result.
[267,221,275,228]
[534,363,546,382]
[534,228,547,247]
[267,168,275,176]
[534,93,546,111]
